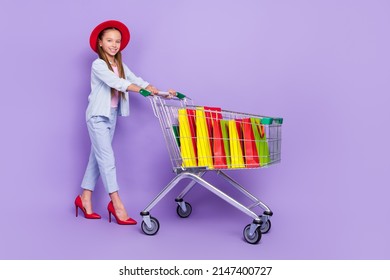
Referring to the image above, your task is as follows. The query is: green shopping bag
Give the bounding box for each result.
[172,125,180,147]
[251,118,270,166]
[220,120,231,168]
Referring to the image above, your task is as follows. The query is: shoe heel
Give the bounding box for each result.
[74,195,101,219]
[107,201,137,225]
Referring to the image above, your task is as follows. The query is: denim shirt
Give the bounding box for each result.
[85,58,149,121]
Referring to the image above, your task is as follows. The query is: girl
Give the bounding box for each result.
[75,20,176,225]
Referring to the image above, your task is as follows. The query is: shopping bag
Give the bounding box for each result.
[178,109,197,167]
[220,120,231,168]
[242,118,260,168]
[186,108,197,156]
[172,125,180,147]
[228,119,245,168]
[235,118,245,151]
[252,118,270,166]
[204,106,222,140]
[204,106,224,167]
[196,107,214,169]
[212,120,228,169]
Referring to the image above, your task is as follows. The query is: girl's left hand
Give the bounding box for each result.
[167,89,177,99]
[146,85,159,95]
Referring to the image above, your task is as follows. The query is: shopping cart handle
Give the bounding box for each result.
[175,92,186,99]
[139,88,152,97]
[157,91,187,99]
[140,89,187,100]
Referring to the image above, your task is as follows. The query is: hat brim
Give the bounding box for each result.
[89,20,130,53]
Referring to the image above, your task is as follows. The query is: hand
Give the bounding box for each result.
[167,89,177,99]
[146,85,159,95]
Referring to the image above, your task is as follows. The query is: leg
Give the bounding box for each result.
[79,148,99,214]
[81,148,100,192]
[83,109,133,222]
[80,189,93,214]
[79,109,119,212]
[109,191,130,221]
[87,114,119,194]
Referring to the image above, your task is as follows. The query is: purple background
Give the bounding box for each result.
[1,0,389,259]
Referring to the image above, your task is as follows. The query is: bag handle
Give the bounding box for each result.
[254,120,265,139]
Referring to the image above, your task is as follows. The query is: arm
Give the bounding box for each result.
[126,83,143,93]
[92,59,153,94]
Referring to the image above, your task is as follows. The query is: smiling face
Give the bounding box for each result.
[98,29,122,60]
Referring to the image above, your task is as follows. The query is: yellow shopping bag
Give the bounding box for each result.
[178,109,197,167]
[196,107,214,169]
[228,119,245,168]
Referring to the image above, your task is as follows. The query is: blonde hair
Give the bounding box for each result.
[97,28,126,100]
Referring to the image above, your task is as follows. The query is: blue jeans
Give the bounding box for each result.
[81,108,119,194]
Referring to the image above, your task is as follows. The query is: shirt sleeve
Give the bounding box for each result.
[91,59,131,92]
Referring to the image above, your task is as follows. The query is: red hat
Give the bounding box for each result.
[89,20,130,53]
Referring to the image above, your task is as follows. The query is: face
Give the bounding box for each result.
[98,29,122,59]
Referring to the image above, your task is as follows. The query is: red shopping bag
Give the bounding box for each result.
[241,118,260,168]
[204,106,222,147]
[204,107,223,166]
[212,120,228,169]
[186,108,197,159]
[204,106,222,133]
[235,118,245,152]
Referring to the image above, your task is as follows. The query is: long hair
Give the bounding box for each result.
[97,28,126,100]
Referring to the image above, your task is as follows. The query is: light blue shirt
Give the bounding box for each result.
[86,58,149,121]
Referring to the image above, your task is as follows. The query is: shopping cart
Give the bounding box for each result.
[138,90,283,244]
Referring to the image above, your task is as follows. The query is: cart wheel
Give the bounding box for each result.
[141,217,160,236]
[243,224,262,244]
[176,202,192,218]
[260,219,271,234]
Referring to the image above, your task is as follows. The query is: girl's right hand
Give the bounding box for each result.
[167,89,177,99]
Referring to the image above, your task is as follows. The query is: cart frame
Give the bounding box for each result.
[139,93,282,244]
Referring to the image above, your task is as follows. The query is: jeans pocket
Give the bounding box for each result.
[93,115,108,123]
[88,116,109,130]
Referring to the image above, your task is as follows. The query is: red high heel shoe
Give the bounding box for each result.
[107,201,137,225]
[74,196,101,219]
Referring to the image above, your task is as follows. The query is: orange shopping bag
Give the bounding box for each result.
[242,118,260,168]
